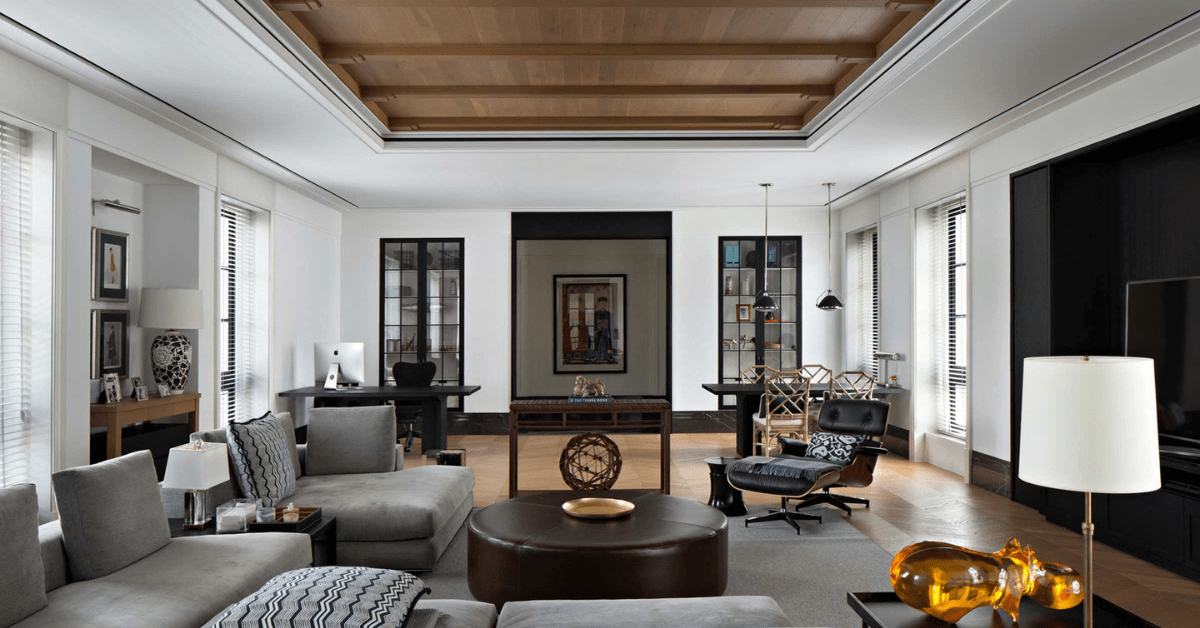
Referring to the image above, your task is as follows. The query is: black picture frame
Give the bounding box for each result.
[92,228,129,302]
[91,309,129,378]
[553,274,627,374]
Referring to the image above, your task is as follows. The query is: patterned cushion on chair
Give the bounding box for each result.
[226,411,296,507]
[204,567,429,628]
[806,431,864,465]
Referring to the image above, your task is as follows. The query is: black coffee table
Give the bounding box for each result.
[704,457,747,516]
[169,516,338,567]
[847,591,1160,628]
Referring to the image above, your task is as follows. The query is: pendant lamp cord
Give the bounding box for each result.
[762,183,771,293]
[825,183,835,288]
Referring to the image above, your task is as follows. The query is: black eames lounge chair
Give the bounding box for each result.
[726,397,890,533]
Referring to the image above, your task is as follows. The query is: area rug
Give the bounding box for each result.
[421,504,894,628]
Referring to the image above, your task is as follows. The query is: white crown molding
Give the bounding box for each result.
[0,11,357,212]
[832,9,1200,210]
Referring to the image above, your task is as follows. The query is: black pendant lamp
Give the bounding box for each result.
[753,183,778,313]
[816,182,845,310]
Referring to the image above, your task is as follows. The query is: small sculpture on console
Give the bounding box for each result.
[571,375,606,397]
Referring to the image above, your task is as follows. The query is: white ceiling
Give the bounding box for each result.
[0,0,1197,210]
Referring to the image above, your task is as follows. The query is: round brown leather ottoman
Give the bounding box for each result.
[467,491,728,606]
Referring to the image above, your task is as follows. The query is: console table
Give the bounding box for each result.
[508,398,671,497]
[701,383,907,457]
[846,591,1159,628]
[278,385,480,456]
[90,393,200,460]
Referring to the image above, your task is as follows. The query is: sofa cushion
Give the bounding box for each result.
[51,450,172,581]
[495,596,791,628]
[204,567,428,628]
[306,406,397,476]
[415,599,498,628]
[226,412,296,506]
[11,532,312,628]
[0,484,47,628]
[291,465,474,541]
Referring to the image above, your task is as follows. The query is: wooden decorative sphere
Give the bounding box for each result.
[559,433,623,491]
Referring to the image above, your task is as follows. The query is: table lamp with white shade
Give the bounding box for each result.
[139,288,203,395]
[162,441,229,529]
[1019,356,1160,628]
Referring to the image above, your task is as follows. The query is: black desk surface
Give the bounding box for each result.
[278,385,481,398]
[847,592,1159,628]
[702,383,907,395]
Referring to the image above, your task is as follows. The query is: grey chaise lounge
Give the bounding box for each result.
[168,408,475,572]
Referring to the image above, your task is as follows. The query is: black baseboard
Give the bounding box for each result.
[971,450,1011,498]
[884,425,909,459]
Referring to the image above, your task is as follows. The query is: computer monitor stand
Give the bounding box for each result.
[324,363,341,391]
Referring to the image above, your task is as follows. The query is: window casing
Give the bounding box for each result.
[856,228,880,378]
[928,197,968,439]
[218,199,270,425]
[0,121,34,486]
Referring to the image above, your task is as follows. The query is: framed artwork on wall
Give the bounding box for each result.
[736,303,752,322]
[553,274,627,374]
[91,309,129,378]
[92,228,129,302]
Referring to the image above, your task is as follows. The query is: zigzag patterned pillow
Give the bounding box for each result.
[226,412,295,507]
[806,431,864,465]
[204,567,430,628]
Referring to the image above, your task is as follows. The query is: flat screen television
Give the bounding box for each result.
[1127,277,1200,451]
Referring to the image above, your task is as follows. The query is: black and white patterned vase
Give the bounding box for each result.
[151,331,192,394]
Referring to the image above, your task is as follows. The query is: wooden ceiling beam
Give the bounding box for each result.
[324,43,875,64]
[388,116,803,131]
[272,0,933,10]
[362,84,835,101]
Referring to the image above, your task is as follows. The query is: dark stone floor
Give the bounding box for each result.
[446,410,736,436]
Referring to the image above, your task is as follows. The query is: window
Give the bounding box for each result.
[856,228,880,378]
[928,197,968,439]
[218,199,269,425]
[0,121,34,486]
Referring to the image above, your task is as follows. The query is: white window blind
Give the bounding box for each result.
[927,196,968,439]
[0,121,33,486]
[857,228,880,378]
[218,199,269,425]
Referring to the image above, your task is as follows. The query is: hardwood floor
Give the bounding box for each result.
[405,433,1200,627]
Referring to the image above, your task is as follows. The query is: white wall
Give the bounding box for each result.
[0,48,344,474]
[837,36,1200,475]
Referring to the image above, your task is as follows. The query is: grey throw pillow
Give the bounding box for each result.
[226,412,296,507]
[52,450,172,581]
[306,406,397,475]
[0,484,47,627]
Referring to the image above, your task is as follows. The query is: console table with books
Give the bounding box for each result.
[508,398,672,498]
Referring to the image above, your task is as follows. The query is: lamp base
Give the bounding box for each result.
[151,331,192,395]
[182,489,209,530]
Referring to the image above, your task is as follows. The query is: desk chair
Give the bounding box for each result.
[391,361,436,452]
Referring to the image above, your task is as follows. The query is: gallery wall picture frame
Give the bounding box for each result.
[553,274,627,374]
[736,304,752,322]
[91,309,130,378]
[92,228,129,302]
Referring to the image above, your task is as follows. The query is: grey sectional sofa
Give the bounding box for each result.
[169,409,474,572]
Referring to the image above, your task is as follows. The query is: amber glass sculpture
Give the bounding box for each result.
[889,538,1083,623]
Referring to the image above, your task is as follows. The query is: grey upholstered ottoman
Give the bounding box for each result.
[495,596,791,628]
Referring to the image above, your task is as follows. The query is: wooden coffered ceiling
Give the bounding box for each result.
[268,0,940,133]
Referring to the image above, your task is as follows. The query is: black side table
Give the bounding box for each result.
[704,457,746,516]
[169,516,338,567]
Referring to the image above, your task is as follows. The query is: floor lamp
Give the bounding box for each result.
[1018,356,1160,628]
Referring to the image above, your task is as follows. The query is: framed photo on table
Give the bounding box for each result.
[553,274,626,374]
[91,309,129,378]
[92,228,129,302]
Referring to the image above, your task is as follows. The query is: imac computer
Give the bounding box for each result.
[314,342,365,390]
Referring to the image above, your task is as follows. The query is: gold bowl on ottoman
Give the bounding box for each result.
[563,497,635,519]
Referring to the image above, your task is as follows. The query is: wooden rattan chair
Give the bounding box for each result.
[739,364,779,385]
[796,364,832,439]
[752,371,811,456]
[827,371,875,400]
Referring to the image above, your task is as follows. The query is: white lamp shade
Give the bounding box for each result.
[1019,356,1160,494]
[162,443,229,490]
[139,288,203,330]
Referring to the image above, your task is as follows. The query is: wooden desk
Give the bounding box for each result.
[701,383,907,457]
[90,393,200,460]
[508,398,672,498]
[278,385,481,456]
